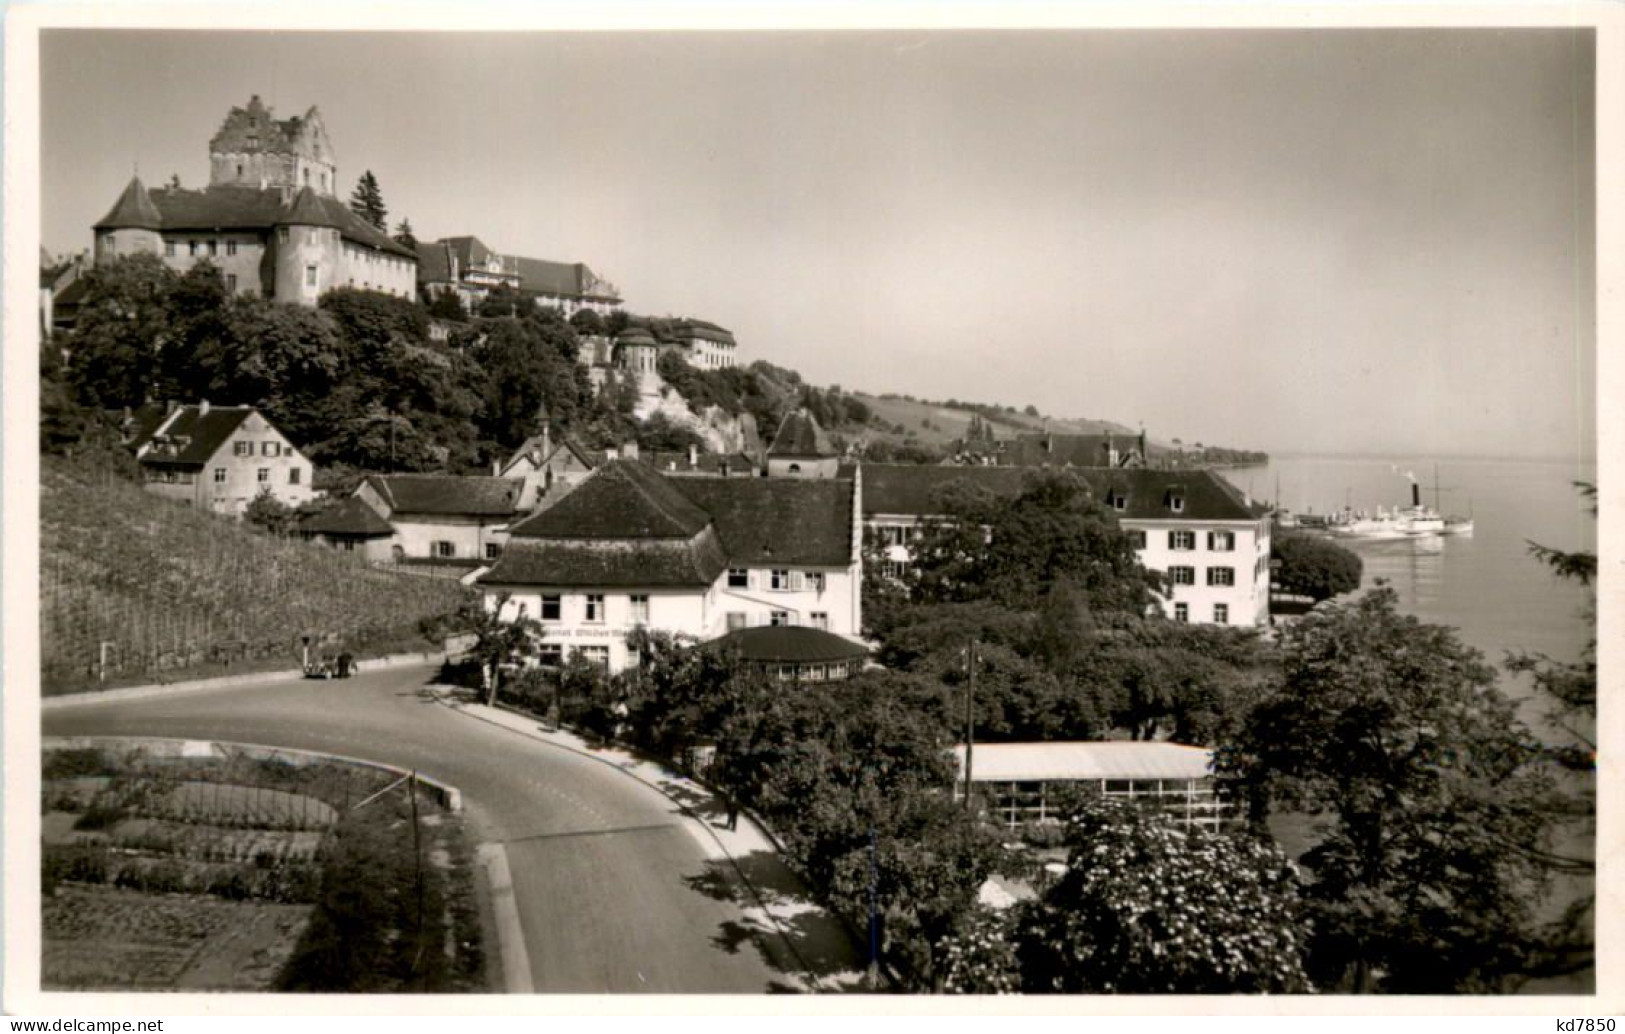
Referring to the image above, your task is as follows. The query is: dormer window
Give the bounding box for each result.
[1164,489,1186,513]
[1105,488,1127,512]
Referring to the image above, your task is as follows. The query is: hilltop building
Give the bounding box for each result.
[90,95,416,303]
[766,409,841,478]
[415,235,621,317]
[123,402,313,516]
[860,464,1271,627]
[477,460,862,672]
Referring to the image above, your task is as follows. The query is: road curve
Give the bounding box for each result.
[43,663,805,993]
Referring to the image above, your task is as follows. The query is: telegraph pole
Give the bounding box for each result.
[963,639,977,811]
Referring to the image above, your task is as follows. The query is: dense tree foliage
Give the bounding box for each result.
[1015,794,1311,993]
[348,170,388,231]
[1271,533,1363,601]
[1218,587,1563,992]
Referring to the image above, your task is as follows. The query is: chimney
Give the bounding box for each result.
[198,399,210,416]
[688,443,698,469]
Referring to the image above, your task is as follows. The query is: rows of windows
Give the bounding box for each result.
[165,238,242,259]
[726,610,829,631]
[233,440,290,458]
[725,569,829,592]
[512,593,652,626]
[1165,565,1236,587]
[1172,602,1231,624]
[212,466,301,485]
[1165,529,1239,552]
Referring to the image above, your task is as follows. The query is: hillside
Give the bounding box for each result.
[40,455,466,695]
[852,393,1133,449]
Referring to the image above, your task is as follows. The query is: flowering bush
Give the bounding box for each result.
[939,905,1020,994]
[1016,795,1312,994]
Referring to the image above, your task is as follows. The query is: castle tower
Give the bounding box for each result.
[209,95,338,197]
[92,176,164,261]
[273,187,343,304]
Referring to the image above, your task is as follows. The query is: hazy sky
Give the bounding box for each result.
[40,28,1596,459]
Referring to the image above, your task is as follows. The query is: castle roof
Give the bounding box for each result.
[96,183,414,258]
[767,409,837,458]
[209,96,328,159]
[94,176,164,231]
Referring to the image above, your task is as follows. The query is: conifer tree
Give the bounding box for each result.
[348,170,388,232]
[392,218,418,251]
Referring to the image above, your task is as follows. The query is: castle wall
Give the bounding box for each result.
[155,233,271,295]
[273,225,342,305]
[95,228,162,262]
[337,241,417,298]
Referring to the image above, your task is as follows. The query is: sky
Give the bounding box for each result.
[39,27,1597,460]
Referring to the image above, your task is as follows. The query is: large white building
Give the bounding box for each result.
[477,460,862,672]
[860,464,1271,626]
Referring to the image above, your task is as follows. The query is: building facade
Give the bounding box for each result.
[415,235,622,316]
[91,96,417,303]
[478,460,862,672]
[125,403,314,516]
[351,474,525,563]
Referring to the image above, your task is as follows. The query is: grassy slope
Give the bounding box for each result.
[39,456,466,694]
[850,392,1135,449]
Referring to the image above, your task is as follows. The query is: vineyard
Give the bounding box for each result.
[40,456,466,695]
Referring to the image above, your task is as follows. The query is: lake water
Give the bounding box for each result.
[1222,453,1598,992]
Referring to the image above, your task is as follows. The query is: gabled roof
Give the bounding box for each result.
[506,460,711,539]
[859,464,1264,522]
[479,532,727,589]
[705,626,868,664]
[670,477,854,567]
[96,183,415,257]
[767,409,836,458]
[298,496,395,537]
[95,176,164,231]
[414,240,455,283]
[364,474,523,517]
[132,405,258,468]
[1004,432,1144,469]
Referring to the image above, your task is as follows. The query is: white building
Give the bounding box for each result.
[860,464,1271,627]
[956,741,1223,831]
[124,402,314,516]
[478,460,863,672]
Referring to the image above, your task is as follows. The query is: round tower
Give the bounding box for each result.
[273,187,342,304]
[92,176,164,263]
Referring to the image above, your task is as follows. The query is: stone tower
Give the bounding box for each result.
[209,95,337,197]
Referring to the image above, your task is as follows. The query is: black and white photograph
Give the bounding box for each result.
[4,2,1615,1016]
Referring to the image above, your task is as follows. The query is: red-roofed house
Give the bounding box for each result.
[127,402,313,516]
[477,460,863,672]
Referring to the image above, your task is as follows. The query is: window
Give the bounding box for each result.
[189,240,200,257]
[234,441,252,457]
[577,645,610,670]
[433,541,456,558]
[538,644,564,668]
[880,560,908,580]
[207,240,218,257]
[236,163,243,177]
[881,526,908,547]
[1169,530,1196,550]
[770,611,792,627]
[629,595,650,625]
[257,468,270,483]
[1165,491,1186,513]
[305,265,318,288]
[584,594,604,623]
[1208,531,1235,552]
[540,595,561,621]
[341,540,356,552]
[727,611,747,631]
[1214,603,1230,625]
[1169,566,1196,586]
[164,241,175,258]
[101,234,115,253]
[1174,602,1189,623]
[808,572,827,591]
[1127,530,1147,549]
[810,612,829,631]
[288,467,301,485]
[226,274,237,293]
[484,543,502,560]
[213,468,226,484]
[728,569,749,588]
[303,168,310,185]
[1207,566,1235,587]
[770,570,803,591]
[262,442,279,457]
[227,240,238,257]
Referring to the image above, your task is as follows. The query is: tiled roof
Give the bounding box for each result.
[96,177,164,231]
[767,409,836,458]
[133,405,256,468]
[415,240,455,283]
[96,183,414,258]
[670,477,854,567]
[506,460,712,539]
[670,318,735,344]
[1004,433,1144,469]
[954,741,1214,783]
[515,257,617,300]
[299,496,395,536]
[365,474,523,517]
[859,463,1262,522]
[478,532,727,589]
[705,626,868,663]
[641,451,756,476]
[615,327,658,345]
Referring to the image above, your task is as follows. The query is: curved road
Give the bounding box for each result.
[43,663,830,993]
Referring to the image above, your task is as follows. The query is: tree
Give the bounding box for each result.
[348,170,388,232]
[451,593,540,706]
[1015,793,1311,993]
[1218,587,1561,992]
[244,488,298,537]
[425,289,466,322]
[63,253,177,408]
[1272,533,1363,601]
[392,218,417,251]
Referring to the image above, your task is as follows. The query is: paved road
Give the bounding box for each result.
[43,664,809,993]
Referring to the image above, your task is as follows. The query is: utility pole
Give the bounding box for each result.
[963,639,977,812]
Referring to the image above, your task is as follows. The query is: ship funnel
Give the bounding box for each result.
[1411,482,1421,507]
